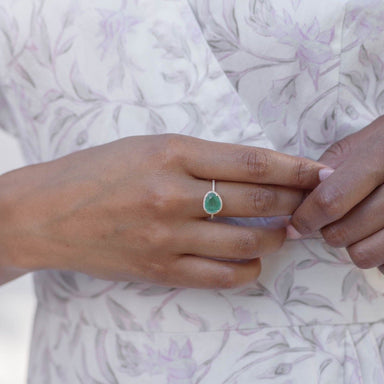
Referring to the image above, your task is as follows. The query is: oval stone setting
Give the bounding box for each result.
[203,191,223,216]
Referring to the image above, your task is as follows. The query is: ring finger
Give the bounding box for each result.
[186,179,303,218]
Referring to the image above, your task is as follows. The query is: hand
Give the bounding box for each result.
[0,134,324,289]
[290,117,384,270]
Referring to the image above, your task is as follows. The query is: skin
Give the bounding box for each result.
[0,134,326,289]
[291,117,384,270]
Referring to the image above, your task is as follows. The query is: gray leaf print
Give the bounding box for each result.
[296,259,318,270]
[319,358,332,376]
[14,63,35,87]
[359,45,370,66]
[177,304,209,331]
[342,269,360,301]
[70,63,100,101]
[106,296,143,331]
[242,333,289,357]
[116,335,144,376]
[95,330,119,384]
[286,292,336,312]
[275,263,294,302]
[235,285,267,297]
[223,0,240,39]
[344,71,369,99]
[274,362,292,375]
[147,110,167,134]
[162,70,191,92]
[342,268,378,302]
[138,285,176,296]
[57,36,75,56]
[370,53,384,80]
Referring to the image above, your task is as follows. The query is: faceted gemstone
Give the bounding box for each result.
[204,191,223,214]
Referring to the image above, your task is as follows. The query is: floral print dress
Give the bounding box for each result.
[1,0,384,383]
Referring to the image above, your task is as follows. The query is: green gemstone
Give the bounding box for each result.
[204,191,223,214]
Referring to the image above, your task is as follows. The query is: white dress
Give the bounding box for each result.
[1,0,384,382]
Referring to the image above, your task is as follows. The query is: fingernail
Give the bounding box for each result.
[286,225,303,240]
[319,168,335,182]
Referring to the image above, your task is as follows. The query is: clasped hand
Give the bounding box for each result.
[290,117,384,271]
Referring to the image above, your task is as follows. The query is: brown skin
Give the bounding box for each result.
[0,134,326,288]
[291,117,384,270]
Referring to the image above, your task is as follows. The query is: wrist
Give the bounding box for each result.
[0,164,48,272]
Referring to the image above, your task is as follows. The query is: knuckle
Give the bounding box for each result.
[148,183,179,216]
[146,259,170,283]
[322,224,349,248]
[293,159,313,186]
[326,137,353,158]
[347,245,373,269]
[148,224,173,250]
[247,187,275,215]
[313,186,344,221]
[156,134,185,168]
[235,232,259,258]
[240,149,271,180]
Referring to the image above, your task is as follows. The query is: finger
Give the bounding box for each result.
[166,255,261,289]
[180,136,327,189]
[291,150,384,235]
[321,185,384,248]
[176,221,285,259]
[347,228,384,269]
[318,117,383,168]
[318,132,362,169]
[188,179,303,218]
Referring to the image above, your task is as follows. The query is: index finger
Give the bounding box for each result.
[181,136,326,189]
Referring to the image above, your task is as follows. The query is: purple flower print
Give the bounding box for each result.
[132,339,198,383]
[233,306,261,334]
[159,339,198,384]
[279,17,334,89]
[345,0,384,45]
[248,4,335,89]
[97,8,142,59]
[291,21,334,89]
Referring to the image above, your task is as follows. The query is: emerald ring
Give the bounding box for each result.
[203,179,223,219]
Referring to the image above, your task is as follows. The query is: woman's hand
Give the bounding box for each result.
[0,134,325,289]
[290,117,384,270]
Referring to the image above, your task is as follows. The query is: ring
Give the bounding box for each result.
[203,179,223,219]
